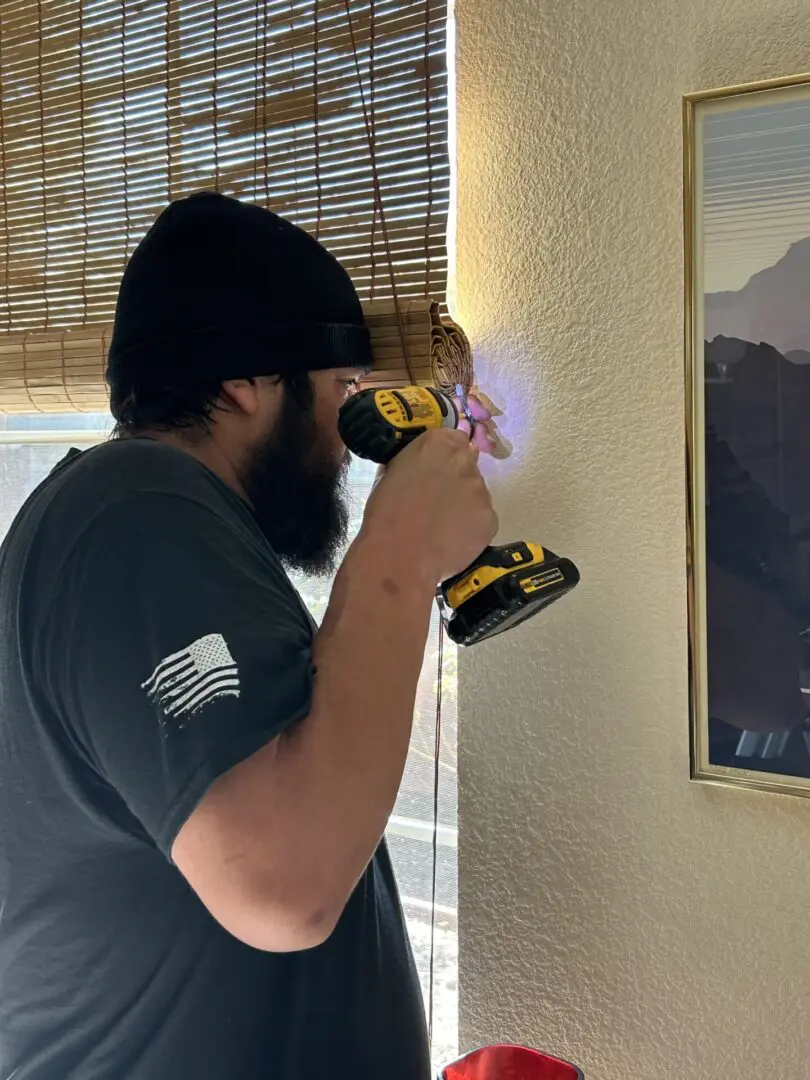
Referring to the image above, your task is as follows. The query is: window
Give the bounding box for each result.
[0,0,451,406]
[0,419,459,1066]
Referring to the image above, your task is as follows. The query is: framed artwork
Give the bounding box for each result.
[685,73,810,797]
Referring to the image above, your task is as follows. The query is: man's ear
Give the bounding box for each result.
[219,378,263,417]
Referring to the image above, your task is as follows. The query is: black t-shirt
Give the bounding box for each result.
[0,439,430,1080]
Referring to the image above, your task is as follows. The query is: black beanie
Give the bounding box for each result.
[106,192,373,394]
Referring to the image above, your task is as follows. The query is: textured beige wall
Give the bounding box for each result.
[455,3,810,1077]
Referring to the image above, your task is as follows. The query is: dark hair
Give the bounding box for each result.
[110,371,314,438]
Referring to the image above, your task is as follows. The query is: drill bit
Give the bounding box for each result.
[455,383,473,427]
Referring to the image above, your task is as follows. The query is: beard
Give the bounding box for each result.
[239,389,351,576]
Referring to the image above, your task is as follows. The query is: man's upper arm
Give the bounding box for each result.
[47,490,315,856]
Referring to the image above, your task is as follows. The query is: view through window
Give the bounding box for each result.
[0,416,459,1066]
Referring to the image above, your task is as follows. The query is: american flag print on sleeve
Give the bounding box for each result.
[142,633,240,722]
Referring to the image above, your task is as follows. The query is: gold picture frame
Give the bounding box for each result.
[685,73,810,797]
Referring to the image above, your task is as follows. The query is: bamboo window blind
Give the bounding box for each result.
[0,0,466,412]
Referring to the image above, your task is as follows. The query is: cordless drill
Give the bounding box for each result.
[338,386,580,646]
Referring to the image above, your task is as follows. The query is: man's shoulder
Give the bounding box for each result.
[45,438,246,522]
[2,439,254,576]
[68,438,227,497]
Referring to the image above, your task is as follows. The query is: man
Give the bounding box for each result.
[0,193,497,1079]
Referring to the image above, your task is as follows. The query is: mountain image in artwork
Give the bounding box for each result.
[705,236,810,355]
[703,238,810,537]
[704,335,810,532]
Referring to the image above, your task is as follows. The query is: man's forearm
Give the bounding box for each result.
[276,524,436,918]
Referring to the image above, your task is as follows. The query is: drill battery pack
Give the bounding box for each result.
[437,541,580,646]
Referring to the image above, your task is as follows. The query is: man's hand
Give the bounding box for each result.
[363,390,498,582]
[363,429,497,583]
[369,390,496,492]
[455,390,497,453]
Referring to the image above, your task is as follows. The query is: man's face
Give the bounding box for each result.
[238,369,360,576]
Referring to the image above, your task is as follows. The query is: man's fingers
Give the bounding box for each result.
[454,391,491,423]
[465,394,492,422]
[458,415,496,453]
[471,423,496,453]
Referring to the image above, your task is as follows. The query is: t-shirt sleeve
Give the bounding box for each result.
[45,490,316,857]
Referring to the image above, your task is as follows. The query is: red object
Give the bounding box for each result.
[442,1044,584,1080]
